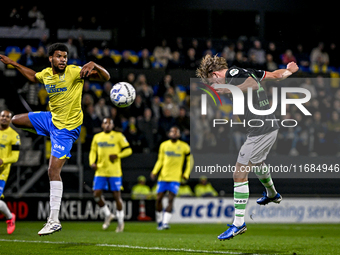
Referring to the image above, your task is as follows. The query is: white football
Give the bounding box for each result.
[110,82,136,108]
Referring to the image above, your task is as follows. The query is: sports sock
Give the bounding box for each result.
[0,200,12,219]
[163,212,172,225]
[116,210,124,225]
[254,163,277,198]
[155,211,163,224]
[49,181,63,222]
[233,181,249,227]
[100,204,111,217]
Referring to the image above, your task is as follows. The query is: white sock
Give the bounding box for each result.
[255,163,277,198]
[156,211,163,224]
[163,212,172,225]
[0,200,12,219]
[116,210,124,225]
[101,204,111,217]
[233,181,249,227]
[49,181,63,222]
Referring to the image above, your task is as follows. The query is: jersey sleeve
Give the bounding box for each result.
[89,135,98,165]
[35,69,46,83]
[247,68,266,81]
[117,133,132,158]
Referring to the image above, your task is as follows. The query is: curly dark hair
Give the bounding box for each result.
[196,54,228,83]
[48,43,69,56]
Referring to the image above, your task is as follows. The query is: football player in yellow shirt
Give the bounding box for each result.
[0,110,20,235]
[0,43,110,236]
[89,118,132,232]
[151,126,192,230]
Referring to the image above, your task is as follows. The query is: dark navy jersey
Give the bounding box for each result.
[225,66,279,136]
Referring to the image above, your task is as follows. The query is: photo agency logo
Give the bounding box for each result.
[199,81,312,128]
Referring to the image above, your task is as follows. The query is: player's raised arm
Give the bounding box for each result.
[0,54,38,83]
[80,61,110,82]
[264,61,299,81]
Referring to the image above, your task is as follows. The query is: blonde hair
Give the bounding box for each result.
[196,54,228,82]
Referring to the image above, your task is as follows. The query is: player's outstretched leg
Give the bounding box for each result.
[218,163,249,240]
[255,162,282,205]
[0,200,16,234]
[38,156,65,236]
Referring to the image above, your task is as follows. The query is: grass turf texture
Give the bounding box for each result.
[0,222,339,255]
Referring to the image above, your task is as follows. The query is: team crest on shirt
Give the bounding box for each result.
[59,73,65,81]
[230,69,239,76]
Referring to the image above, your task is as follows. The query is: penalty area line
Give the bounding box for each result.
[0,238,252,254]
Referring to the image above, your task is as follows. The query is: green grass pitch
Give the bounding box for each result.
[0,222,339,254]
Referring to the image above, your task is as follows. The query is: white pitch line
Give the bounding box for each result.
[0,238,260,255]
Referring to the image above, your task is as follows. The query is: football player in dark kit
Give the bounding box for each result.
[197,55,299,240]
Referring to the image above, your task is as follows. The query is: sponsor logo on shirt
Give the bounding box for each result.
[45,84,67,93]
[165,151,181,157]
[98,142,115,147]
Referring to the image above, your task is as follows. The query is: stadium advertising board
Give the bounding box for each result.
[171,198,340,223]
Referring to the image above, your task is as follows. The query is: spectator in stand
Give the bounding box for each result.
[300,78,317,99]
[83,80,99,104]
[82,93,94,111]
[73,15,85,29]
[153,39,172,68]
[184,48,199,70]
[101,81,113,105]
[77,35,87,64]
[87,47,100,63]
[27,6,44,28]
[136,48,152,69]
[157,108,176,143]
[89,16,101,30]
[133,74,148,90]
[327,111,340,156]
[138,108,158,152]
[162,94,180,118]
[282,49,297,65]
[173,37,184,55]
[124,72,136,84]
[328,43,340,68]
[94,98,110,121]
[99,48,116,67]
[131,176,151,200]
[222,43,236,66]
[194,176,218,197]
[333,100,340,114]
[267,42,281,65]
[129,94,145,119]
[176,107,190,143]
[266,54,278,71]
[18,45,36,67]
[151,96,162,120]
[310,111,328,156]
[165,86,180,105]
[157,74,175,98]
[190,38,202,56]
[137,82,154,108]
[109,107,122,132]
[203,39,216,56]
[124,117,143,153]
[83,104,102,143]
[118,50,134,68]
[9,8,24,27]
[310,42,329,73]
[166,51,183,69]
[65,37,78,59]
[236,41,247,57]
[295,44,310,68]
[38,34,49,51]
[35,46,49,67]
[248,40,266,68]
[232,51,248,68]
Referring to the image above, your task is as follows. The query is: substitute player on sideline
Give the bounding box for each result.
[0,43,110,236]
[196,55,299,240]
[151,126,192,230]
[0,110,20,235]
[89,117,132,232]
